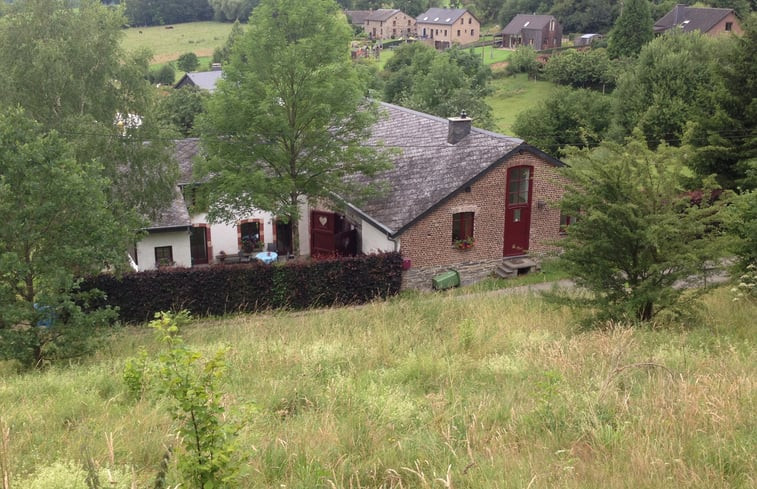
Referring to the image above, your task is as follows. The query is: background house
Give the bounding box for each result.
[653,4,742,36]
[416,8,479,49]
[174,67,223,92]
[501,14,562,50]
[364,9,415,40]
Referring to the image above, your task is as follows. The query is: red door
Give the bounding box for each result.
[310,210,336,256]
[503,166,533,256]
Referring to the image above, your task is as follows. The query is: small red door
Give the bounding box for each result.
[503,166,533,256]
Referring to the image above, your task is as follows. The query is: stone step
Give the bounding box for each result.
[495,256,540,279]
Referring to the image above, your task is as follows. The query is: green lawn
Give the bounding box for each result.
[122,21,235,64]
[2,286,754,488]
[487,73,557,134]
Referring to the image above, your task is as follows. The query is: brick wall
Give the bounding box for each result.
[399,151,568,285]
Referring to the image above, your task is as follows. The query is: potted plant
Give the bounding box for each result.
[453,236,475,250]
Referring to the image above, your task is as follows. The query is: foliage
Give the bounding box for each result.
[208,0,258,21]
[177,52,200,72]
[505,45,541,79]
[611,31,723,148]
[0,110,124,367]
[606,0,652,59]
[382,43,494,127]
[512,86,612,155]
[157,85,210,137]
[731,264,757,302]
[123,0,213,26]
[150,311,239,488]
[553,132,728,324]
[148,63,177,85]
[549,0,621,33]
[212,20,244,65]
[81,253,404,323]
[0,0,178,221]
[14,460,135,489]
[724,190,757,271]
[685,13,757,190]
[543,47,618,91]
[199,0,391,254]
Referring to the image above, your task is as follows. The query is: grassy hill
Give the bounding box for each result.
[121,21,235,64]
[1,286,754,488]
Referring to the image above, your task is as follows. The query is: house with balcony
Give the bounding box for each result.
[364,9,416,40]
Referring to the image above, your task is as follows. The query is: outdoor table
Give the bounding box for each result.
[256,251,278,264]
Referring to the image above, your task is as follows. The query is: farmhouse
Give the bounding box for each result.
[653,4,742,36]
[501,14,562,50]
[416,8,479,49]
[364,9,416,40]
[135,103,568,288]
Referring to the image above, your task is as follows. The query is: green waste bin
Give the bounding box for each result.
[432,270,460,290]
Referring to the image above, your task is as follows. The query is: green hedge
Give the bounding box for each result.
[81,253,403,323]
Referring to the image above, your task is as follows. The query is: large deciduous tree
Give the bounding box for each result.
[198,0,391,255]
[0,110,131,367]
[553,132,727,324]
[0,0,178,220]
[610,31,723,149]
[607,0,653,58]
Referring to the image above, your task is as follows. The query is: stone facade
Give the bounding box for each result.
[417,9,479,48]
[398,151,568,288]
[365,10,416,40]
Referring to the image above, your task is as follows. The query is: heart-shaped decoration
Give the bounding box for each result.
[319,216,328,226]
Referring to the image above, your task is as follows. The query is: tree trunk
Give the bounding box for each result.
[637,301,653,322]
[290,193,300,256]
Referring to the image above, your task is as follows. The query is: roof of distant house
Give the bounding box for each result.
[416,8,471,25]
[344,9,371,25]
[502,14,557,35]
[174,70,223,92]
[654,5,736,34]
[366,9,403,22]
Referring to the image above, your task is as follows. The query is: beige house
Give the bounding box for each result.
[653,5,742,36]
[364,9,416,40]
[416,8,479,49]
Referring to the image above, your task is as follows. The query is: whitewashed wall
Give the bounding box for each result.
[361,219,398,254]
[136,230,192,270]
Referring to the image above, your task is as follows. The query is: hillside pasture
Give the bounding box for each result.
[121,21,235,64]
[1,287,754,488]
[487,73,557,134]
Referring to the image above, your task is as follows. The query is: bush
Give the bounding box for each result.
[177,52,199,72]
[147,64,176,85]
[81,253,404,323]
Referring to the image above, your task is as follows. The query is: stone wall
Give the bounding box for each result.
[402,258,503,290]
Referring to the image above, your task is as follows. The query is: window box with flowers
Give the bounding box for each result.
[453,236,475,250]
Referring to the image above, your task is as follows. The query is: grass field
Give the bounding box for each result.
[122,21,235,64]
[1,285,754,488]
[487,74,557,134]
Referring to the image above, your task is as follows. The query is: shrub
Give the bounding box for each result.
[177,52,199,72]
[81,252,403,323]
[147,64,176,85]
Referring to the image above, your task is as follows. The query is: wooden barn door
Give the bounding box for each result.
[310,210,336,256]
[503,166,533,256]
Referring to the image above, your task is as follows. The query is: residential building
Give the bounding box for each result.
[416,8,480,49]
[654,4,742,36]
[364,9,416,40]
[501,14,562,50]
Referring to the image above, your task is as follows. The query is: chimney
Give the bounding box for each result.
[674,4,687,25]
[447,110,472,144]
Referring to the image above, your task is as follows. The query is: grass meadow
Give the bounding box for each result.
[1,286,754,488]
[122,21,235,64]
[486,74,556,134]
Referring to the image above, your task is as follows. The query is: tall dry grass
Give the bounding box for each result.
[0,287,753,488]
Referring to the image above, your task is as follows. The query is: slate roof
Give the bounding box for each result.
[174,70,223,92]
[502,14,555,34]
[416,8,469,25]
[654,5,734,34]
[344,9,371,25]
[366,9,402,22]
[343,103,526,236]
[147,188,191,231]
[158,105,563,238]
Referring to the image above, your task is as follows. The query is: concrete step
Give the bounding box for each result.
[495,256,540,279]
